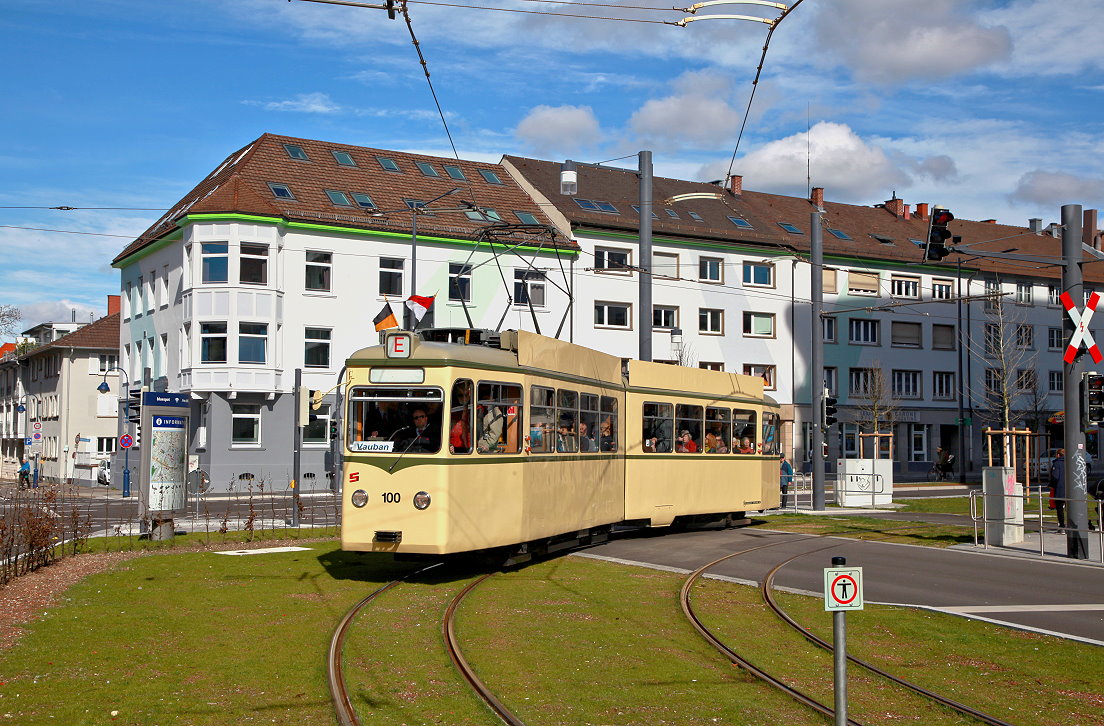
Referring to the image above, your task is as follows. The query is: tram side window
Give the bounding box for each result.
[675,404,703,453]
[347,387,443,454]
[705,407,731,453]
[579,394,599,453]
[530,386,555,453]
[642,402,673,452]
[733,409,757,453]
[600,396,618,452]
[762,412,780,456]
[477,382,522,454]
[557,389,579,453]
[449,379,473,454]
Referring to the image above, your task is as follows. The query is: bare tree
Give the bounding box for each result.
[673,341,695,367]
[851,362,899,458]
[0,304,20,339]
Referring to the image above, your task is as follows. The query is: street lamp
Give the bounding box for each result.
[96,366,131,497]
[670,327,683,361]
[15,394,36,486]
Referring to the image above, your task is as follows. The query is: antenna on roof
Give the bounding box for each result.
[806,102,811,198]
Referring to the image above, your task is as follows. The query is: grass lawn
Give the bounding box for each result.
[3,542,1099,725]
[751,514,977,547]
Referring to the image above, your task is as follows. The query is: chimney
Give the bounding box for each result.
[903,204,911,220]
[1029,218,1043,234]
[729,174,742,196]
[884,195,905,217]
[107,295,121,316]
[1085,209,1100,251]
[916,203,929,219]
[811,187,824,209]
[72,309,76,323]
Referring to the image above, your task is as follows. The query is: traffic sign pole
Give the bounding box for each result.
[824,556,864,726]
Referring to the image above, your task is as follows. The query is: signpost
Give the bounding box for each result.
[1060,291,1103,364]
[138,392,190,540]
[824,556,863,726]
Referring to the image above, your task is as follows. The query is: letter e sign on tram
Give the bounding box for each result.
[387,333,412,358]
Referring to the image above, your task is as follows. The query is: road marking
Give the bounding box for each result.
[213,546,313,556]
[940,604,1104,613]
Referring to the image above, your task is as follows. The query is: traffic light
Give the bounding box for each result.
[329,418,339,441]
[924,207,955,261]
[821,388,839,429]
[127,388,143,447]
[1084,372,1104,425]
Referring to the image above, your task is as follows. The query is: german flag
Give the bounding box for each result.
[373,302,398,331]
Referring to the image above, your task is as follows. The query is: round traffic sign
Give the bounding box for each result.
[830,574,859,605]
[119,434,134,449]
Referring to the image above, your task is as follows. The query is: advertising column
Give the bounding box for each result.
[139,392,190,540]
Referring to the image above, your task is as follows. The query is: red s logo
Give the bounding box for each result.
[349,472,360,483]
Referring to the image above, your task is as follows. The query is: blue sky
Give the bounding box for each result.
[1,0,1102,329]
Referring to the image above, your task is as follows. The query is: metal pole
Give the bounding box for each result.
[406,209,418,329]
[811,207,826,510]
[956,258,967,483]
[1061,203,1089,558]
[638,150,653,362]
[831,555,847,726]
[292,368,302,528]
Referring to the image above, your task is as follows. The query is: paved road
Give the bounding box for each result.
[579,526,1104,645]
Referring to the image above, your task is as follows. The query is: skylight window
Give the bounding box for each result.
[909,238,925,247]
[631,205,660,220]
[443,165,467,180]
[415,161,440,177]
[267,182,296,200]
[478,169,504,184]
[595,201,618,213]
[828,228,852,240]
[466,208,503,222]
[664,209,680,219]
[778,222,803,234]
[403,198,432,215]
[352,193,376,209]
[688,211,704,222]
[325,190,353,207]
[331,150,357,167]
[727,216,754,229]
[377,157,401,172]
[871,233,894,245]
[283,144,309,161]
[514,211,539,225]
[573,198,619,214]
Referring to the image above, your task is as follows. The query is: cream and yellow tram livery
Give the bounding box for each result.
[340,329,781,556]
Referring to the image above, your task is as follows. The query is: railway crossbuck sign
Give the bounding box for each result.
[824,566,864,611]
[1061,291,1104,364]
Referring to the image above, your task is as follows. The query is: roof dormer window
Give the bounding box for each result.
[283,144,309,161]
[377,157,401,172]
[478,169,504,184]
[267,182,296,200]
[727,216,753,229]
[415,161,440,177]
[331,150,357,167]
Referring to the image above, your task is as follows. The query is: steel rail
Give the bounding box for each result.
[679,539,865,725]
[444,573,528,726]
[762,553,1016,726]
[328,563,442,726]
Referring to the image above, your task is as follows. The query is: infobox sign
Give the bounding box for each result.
[387,333,412,359]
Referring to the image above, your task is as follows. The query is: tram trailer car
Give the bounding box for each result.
[340,329,781,558]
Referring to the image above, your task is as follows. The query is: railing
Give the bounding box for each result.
[969,490,1103,561]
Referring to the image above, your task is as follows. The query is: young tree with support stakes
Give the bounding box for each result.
[851,362,898,458]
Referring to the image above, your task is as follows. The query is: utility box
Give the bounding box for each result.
[837,458,893,507]
[982,466,1024,545]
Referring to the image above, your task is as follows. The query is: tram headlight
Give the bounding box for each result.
[413,491,431,510]
[350,489,369,508]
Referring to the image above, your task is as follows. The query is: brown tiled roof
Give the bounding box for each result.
[30,313,119,355]
[114,134,573,264]
[503,155,1096,284]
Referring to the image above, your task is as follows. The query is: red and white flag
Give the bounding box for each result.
[405,294,435,322]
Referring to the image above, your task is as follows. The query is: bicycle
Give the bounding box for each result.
[927,457,955,482]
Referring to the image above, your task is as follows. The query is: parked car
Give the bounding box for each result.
[1036,448,1094,480]
[96,461,111,486]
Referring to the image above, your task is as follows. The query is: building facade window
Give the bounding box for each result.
[822,316,837,343]
[231,404,261,444]
[823,267,838,294]
[305,251,332,292]
[824,367,838,396]
[699,308,724,334]
[514,269,546,307]
[908,423,930,462]
[891,321,921,348]
[379,258,404,296]
[303,404,332,444]
[653,305,678,330]
[742,312,774,337]
[1048,370,1063,393]
[595,247,632,273]
[985,323,1001,355]
[1016,282,1033,305]
[653,252,679,280]
[305,328,331,368]
[848,318,879,345]
[847,271,879,296]
[201,243,228,284]
[985,280,1002,311]
[1048,327,1063,351]
[931,279,953,300]
[849,368,873,398]
[742,262,773,287]
[932,324,955,350]
[1048,285,1060,306]
[99,354,118,372]
[448,263,472,302]
[1016,368,1037,390]
[933,371,955,399]
[985,368,1002,393]
[239,244,269,285]
[238,323,268,364]
[200,323,227,363]
[890,275,920,298]
[892,370,921,398]
[743,364,775,389]
[1016,324,1034,349]
[699,362,723,371]
[594,302,631,329]
[699,257,723,283]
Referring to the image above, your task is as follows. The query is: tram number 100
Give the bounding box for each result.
[381,492,401,504]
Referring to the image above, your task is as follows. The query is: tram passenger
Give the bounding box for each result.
[704,432,728,454]
[676,430,698,453]
[599,419,616,452]
[477,405,505,452]
[578,421,594,452]
[737,436,755,454]
[370,402,404,439]
[450,382,472,454]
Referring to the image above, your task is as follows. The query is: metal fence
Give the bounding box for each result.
[968,490,1104,561]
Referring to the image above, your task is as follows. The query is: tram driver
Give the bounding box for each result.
[396,407,441,453]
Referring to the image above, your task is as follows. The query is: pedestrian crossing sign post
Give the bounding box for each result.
[825,557,861,726]
[824,566,864,611]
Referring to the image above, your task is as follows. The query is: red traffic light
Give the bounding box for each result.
[932,209,954,226]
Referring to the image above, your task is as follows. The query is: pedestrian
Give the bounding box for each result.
[1049,448,1067,530]
[18,458,30,489]
[779,454,793,509]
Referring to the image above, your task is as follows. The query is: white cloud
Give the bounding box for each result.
[244,92,341,114]
[983,0,1104,76]
[1008,171,1104,209]
[629,70,744,148]
[515,105,602,155]
[812,0,1011,83]
[18,300,104,331]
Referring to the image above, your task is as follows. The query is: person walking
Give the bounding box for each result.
[779,454,794,509]
[1049,448,1067,530]
[18,459,30,489]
